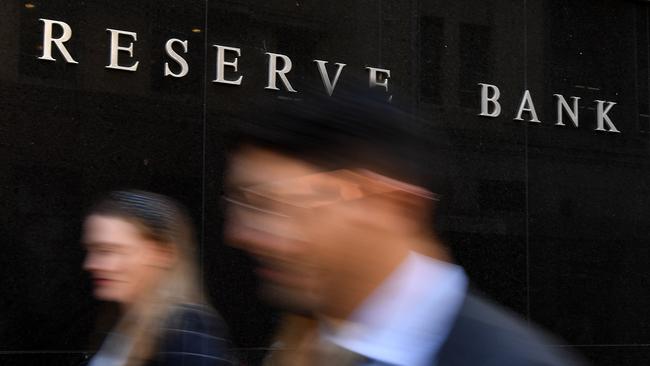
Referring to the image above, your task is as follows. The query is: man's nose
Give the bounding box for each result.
[226,221,273,251]
[226,218,304,259]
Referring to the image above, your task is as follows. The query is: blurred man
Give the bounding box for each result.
[223,88,586,366]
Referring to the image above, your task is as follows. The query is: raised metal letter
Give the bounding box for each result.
[595,100,620,133]
[314,60,346,96]
[265,52,296,92]
[214,45,243,85]
[106,29,139,71]
[514,90,541,123]
[38,19,78,63]
[366,66,391,91]
[479,83,501,117]
[164,38,188,78]
[554,94,580,127]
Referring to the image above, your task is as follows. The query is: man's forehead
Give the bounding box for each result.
[228,145,321,188]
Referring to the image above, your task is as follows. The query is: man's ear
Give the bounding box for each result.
[374,190,434,235]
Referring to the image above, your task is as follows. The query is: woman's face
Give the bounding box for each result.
[82,215,172,305]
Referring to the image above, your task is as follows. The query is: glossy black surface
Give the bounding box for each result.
[1,0,649,365]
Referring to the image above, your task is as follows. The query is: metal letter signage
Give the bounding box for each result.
[554,95,580,128]
[34,19,625,135]
[479,83,501,117]
[366,67,391,92]
[514,90,541,123]
[38,19,78,64]
[595,100,620,133]
[265,52,297,92]
[106,29,139,71]
[164,39,189,78]
[478,84,620,133]
[213,45,243,85]
[314,60,346,96]
[36,19,389,95]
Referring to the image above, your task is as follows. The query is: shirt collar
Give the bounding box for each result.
[320,251,468,366]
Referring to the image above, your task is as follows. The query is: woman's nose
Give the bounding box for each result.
[83,252,102,273]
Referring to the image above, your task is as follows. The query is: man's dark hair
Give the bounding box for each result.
[226,82,453,196]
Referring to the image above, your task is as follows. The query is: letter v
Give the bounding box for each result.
[314,60,346,96]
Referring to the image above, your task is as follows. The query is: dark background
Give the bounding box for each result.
[1,0,649,365]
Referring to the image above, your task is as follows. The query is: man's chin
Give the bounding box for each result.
[258,283,320,315]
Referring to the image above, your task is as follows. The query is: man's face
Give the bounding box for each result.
[224,147,322,312]
[224,145,425,315]
[224,146,369,313]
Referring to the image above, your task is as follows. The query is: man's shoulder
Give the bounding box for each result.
[436,292,588,366]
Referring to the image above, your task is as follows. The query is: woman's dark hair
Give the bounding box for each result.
[88,190,194,246]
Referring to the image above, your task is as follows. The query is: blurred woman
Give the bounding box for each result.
[82,190,234,366]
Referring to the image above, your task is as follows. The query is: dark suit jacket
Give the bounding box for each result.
[260,292,587,366]
[146,304,235,366]
[435,292,588,366]
[81,304,235,366]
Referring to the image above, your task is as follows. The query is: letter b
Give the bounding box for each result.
[478,83,501,117]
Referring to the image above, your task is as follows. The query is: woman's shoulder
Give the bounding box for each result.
[166,303,229,335]
[151,303,236,366]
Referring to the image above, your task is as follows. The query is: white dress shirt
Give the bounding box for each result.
[320,252,468,366]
